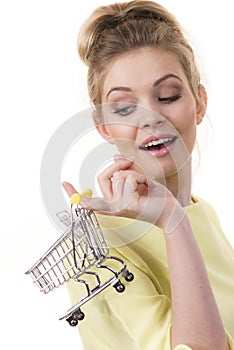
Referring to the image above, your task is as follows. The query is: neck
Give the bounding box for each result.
[166,160,192,207]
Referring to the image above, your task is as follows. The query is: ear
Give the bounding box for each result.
[92,108,115,144]
[196,84,208,125]
[95,123,115,144]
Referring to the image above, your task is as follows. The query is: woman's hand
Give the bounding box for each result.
[62,155,185,233]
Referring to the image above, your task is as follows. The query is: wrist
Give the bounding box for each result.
[158,198,187,235]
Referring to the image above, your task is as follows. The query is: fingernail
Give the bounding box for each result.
[114,154,134,162]
[120,155,135,162]
[114,154,122,160]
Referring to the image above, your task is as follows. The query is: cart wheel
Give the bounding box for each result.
[125,272,134,282]
[66,309,85,327]
[73,309,85,321]
[66,315,78,327]
[122,269,134,282]
[114,281,125,293]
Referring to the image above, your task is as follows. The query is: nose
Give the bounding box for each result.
[138,105,166,129]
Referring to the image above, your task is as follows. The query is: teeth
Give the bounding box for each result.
[143,137,173,148]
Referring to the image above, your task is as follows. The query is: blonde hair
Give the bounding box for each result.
[78,0,201,106]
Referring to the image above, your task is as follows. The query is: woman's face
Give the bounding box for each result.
[99,47,205,179]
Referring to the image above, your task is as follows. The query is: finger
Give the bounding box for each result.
[80,196,111,213]
[114,154,135,162]
[62,181,114,214]
[113,159,158,188]
[122,174,138,207]
[114,154,123,161]
[112,170,142,196]
[111,172,143,212]
[98,158,134,200]
[111,172,125,208]
[112,170,156,188]
[146,177,157,188]
[111,171,156,205]
[62,181,78,197]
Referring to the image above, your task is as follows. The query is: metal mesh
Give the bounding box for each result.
[26,209,109,294]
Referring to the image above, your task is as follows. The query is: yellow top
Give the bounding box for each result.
[67,198,234,349]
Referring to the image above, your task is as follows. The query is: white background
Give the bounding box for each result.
[0,1,233,349]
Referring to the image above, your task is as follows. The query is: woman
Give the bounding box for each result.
[63,1,234,349]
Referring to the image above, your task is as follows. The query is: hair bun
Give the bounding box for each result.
[77,1,179,66]
[77,5,124,66]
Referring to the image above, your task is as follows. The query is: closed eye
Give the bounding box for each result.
[111,104,137,116]
[158,94,181,104]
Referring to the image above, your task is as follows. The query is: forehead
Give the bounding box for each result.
[102,47,187,98]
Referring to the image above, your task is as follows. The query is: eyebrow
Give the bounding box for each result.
[106,74,182,99]
[153,74,182,87]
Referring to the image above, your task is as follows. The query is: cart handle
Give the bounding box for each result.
[70,189,93,205]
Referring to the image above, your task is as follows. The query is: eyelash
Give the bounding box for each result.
[158,94,182,104]
[112,105,137,116]
[111,94,182,116]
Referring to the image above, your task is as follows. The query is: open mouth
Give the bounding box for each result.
[139,136,177,151]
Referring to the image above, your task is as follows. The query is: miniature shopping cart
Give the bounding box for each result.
[25,192,134,327]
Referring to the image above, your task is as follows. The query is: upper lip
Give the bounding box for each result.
[140,134,177,147]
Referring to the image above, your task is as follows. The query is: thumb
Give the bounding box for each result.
[62,181,78,197]
[62,181,93,205]
[62,181,110,213]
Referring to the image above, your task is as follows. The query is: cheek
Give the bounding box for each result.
[178,103,198,151]
[166,101,197,155]
[105,123,138,141]
[105,124,139,157]
[168,100,197,133]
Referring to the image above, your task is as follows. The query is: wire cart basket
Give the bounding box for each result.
[25,199,134,327]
